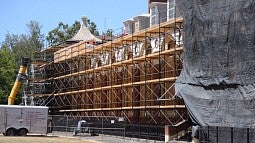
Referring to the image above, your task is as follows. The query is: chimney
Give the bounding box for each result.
[82,16,87,27]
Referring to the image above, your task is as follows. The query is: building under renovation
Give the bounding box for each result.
[27,0,188,141]
[25,0,255,142]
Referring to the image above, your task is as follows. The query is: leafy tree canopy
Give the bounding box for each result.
[86,19,99,36]
[3,20,44,64]
[0,20,44,104]
[0,45,15,104]
[46,21,78,46]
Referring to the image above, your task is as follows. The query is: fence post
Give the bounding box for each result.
[102,116,104,140]
[216,126,218,143]
[247,128,249,143]
[165,125,170,143]
[231,127,233,143]
[124,121,126,142]
[207,126,209,142]
[52,115,55,136]
[79,116,81,140]
[66,116,68,137]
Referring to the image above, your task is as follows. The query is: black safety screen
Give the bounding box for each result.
[175,0,255,128]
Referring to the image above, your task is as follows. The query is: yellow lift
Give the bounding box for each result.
[8,58,30,105]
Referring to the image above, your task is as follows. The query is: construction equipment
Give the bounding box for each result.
[8,58,30,105]
[73,120,97,136]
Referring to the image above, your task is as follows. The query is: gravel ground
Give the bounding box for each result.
[0,135,101,143]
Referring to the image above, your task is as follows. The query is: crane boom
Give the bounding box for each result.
[8,58,30,105]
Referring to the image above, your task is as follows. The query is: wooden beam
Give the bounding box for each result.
[53,47,183,80]
[59,105,186,112]
[54,76,177,96]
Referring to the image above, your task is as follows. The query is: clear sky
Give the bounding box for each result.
[0,0,148,44]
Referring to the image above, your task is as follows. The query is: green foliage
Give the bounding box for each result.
[27,20,44,51]
[84,18,99,36]
[46,21,80,46]
[0,20,44,104]
[46,22,72,46]
[105,29,113,37]
[88,22,99,36]
[3,20,44,65]
[0,45,15,104]
[67,21,81,38]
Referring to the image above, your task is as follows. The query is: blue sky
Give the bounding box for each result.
[0,0,148,44]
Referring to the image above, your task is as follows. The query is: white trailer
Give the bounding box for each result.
[0,105,49,136]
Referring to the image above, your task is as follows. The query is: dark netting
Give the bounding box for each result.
[175,0,255,128]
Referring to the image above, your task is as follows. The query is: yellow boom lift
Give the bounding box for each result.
[8,58,30,105]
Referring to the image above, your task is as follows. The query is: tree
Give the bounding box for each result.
[0,20,44,104]
[88,22,99,36]
[0,45,15,104]
[46,18,99,46]
[4,33,30,65]
[67,21,81,39]
[46,22,73,46]
[3,20,44,64]
[101,29,113,41]
[27,20,44,51]
[105,29,113,37]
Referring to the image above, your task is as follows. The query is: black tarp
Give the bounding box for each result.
[175,0,255,128]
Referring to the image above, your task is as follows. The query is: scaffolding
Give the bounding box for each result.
[29,17,189,140]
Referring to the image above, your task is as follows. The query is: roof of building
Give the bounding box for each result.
[67,16,102,42]
[134,14,150,21]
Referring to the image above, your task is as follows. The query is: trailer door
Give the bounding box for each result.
[0,107,6,133]
[5,107,22,130]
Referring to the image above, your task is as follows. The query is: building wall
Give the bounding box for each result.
[150,3,168,26]
[31,12,187,142]
[124,20,135,35]
[134,16,150,33]
[148,0,167,12]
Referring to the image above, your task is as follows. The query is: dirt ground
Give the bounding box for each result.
[0,135,100,143]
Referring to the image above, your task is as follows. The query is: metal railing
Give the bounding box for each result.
[47,115,166,142]
[198,126,255,143]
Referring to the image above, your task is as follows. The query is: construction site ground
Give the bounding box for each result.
[0,135,94,143]
[0,132,172,143]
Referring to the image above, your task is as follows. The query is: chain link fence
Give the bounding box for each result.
[47,115,167,142]
[48,115,124,136]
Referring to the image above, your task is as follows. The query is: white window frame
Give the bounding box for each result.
[151,6,158,26]
[168,0,175,19]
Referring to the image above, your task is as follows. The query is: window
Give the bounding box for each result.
[168,0,175,19]
[135,21,139,32]
[151,6,157,25]
[124,25,129,34]
[132,42,141,57]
